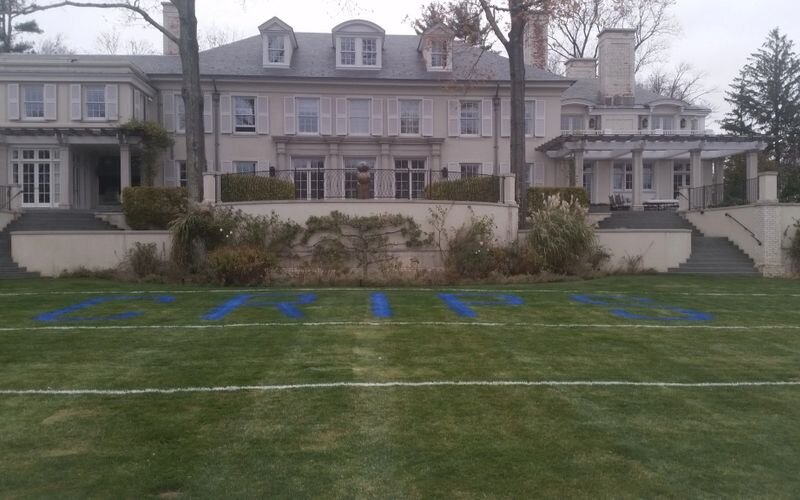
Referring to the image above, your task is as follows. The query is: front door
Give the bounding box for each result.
[21,154,54,208]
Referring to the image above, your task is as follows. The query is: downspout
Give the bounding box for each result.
[212,80,221,173]
[493,84,500,176]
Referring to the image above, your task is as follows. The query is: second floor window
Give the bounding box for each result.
[431,40,448,68]
[297,97,320,134]
[525,101,538,136]
[460,100,481,136]
[234,96,256,133]
[560,114,584,133]
[340,37,356,65]
[399,99,421,135]
[267,35,285,64]
[362,38,377,66]
[22,84,44,119]
[348,98,371,135]
[175,97,186,133]
[85,85,106,119]
[651,115,674,131]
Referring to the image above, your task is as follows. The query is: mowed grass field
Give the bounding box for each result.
[1,276,800,498]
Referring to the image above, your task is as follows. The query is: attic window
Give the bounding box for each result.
[431,40,448,68]
[362,38,377,65]
[341,37,356,65]
[267,35,285,64]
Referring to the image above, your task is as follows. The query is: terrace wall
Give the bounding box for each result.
[595,229,692,272]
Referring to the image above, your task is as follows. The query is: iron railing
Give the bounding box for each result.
[218,168,504,204]
[725,212,762,246]
[0,185,11,211]
[688,177,759,210]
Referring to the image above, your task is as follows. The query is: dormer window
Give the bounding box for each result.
[267,35,285,64]
[332,20,385,70]
[431,40,448,68]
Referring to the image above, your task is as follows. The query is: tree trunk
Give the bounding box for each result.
[172,0,205,202]
[508,0,528,222]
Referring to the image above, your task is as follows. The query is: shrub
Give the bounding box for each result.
[120,120,172,185]
[221,174,295,202]
[127,242,164,278]
[443,215,497,279]
[526,195,597,275]
[207,245,278,285]
[789,222,800,274]
[170,204,239,269]
[425,176,501,203]
[122,187,188,230]
[527,187,589,212]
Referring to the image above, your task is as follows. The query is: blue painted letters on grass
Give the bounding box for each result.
[35,295,176,322]
[370,292,393,318]
[571,294,713,321]
[202,293,317,320]
[438,293,524,318]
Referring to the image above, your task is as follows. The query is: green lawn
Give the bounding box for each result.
[1,276,799,498]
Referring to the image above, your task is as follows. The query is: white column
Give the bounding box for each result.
[572,150,584,188]
[746,150,759,203]
[0,143,8,185]
[203,172,217,203]
[690,149,703,188]
[632,149,644,210]
[120,144,131,199]
[59,145,71,208]
[758,171,778,203]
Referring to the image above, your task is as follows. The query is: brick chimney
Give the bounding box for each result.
[524,11,549,70]
[565,58,596,79]
[597,28,636,104]
[162,2,180,56]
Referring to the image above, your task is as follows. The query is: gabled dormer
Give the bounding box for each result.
[259,17,297,68]
[418,24,455,72]
[332,20,385,70]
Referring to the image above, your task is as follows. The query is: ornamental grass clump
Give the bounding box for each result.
[526,195,599,275]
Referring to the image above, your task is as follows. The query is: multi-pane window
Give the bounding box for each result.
[85,85,106,119]
[431,40,448,68]
[178,161,187,187]
[267,35,285,64]
[234,161,257,174]
[674,162,691,197]
[348,99,371,135]
[651,115,674,131]
[175,96,186,133]
[22,84,45,119]
[340,37,356,65]
[525,101,538,136]
[362,38,377,66]
[297,97,320,134]
[459,163,481,178]
[234,96,256,133]
[292,158,325,200]
[560,114,584,133]
[460,101,481,136]
[395,159,426,200]
[12,148,59,206]
[344,158,376,199]
[613,163,633,191]
[643,164,654,190]
[399,99,421,135]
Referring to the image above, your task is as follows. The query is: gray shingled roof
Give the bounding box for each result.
[126,32,569,83]
[563,77,709,110]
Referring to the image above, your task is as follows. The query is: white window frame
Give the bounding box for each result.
[361,38,377,66]
[430,39,448,68]
[233,96,257,133]
[674,162,691,196]
[292,157,325,200]
[347,98,371,136]
[340,37,356,66]
[399,99,421,136]
[613,162,633,191]
[266,35,286,64]
[178,160,187,187]
[651,114,674,131]
[296,97,321,135]
[233,161,257,174]
[459,100,481,136]
[175,96,186,134]
[21,84,45,121]
[560,114,584,134]
[11,147,60,207]
[84,85,107,121]
[459,162,481,178]
[336,36,382,69]
[394,158,427,200]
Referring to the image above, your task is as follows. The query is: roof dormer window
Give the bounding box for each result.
[341,37,356,65]
[362,38,377,66]
[431,40,448,68]
[259,17,297,68]
[332,20,385,70]
[418,24,455,72]
[267,35,285,64]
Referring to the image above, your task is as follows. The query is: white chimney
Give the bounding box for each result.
[162,2,180,56]
[597,28,636,104]
[565,58,596,79]
[523,11,549,70]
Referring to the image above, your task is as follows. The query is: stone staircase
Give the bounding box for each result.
[0,210,120,280]
[597,211,760,275]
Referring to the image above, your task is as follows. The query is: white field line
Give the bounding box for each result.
[2,380,800,397]
[0,288,798,298]
[2,321,800,333]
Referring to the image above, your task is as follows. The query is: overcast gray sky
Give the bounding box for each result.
[27,0,800,128]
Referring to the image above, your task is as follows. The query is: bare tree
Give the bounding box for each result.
[37,32,74,54]
[30,0,206,201]
[199,24,240,50]
[126,37,155,54]
[95,30,120,54]
[96,30,156,54]
[642,62,714,105]
[549,0,678,73]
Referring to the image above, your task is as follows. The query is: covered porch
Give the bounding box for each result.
[0,127,141,211]
[537,134,768,210]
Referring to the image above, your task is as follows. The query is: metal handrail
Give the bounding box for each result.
[725,212,762,247]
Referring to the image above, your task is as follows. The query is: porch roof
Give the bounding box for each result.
[536,133,768,161]
[0,127,142,145]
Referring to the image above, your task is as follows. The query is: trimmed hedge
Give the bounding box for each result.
[425,176,501,203]
[122,186,188,230]
[528,187,589,211]
[221,174,295,202]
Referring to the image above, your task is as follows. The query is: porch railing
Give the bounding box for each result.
[688,177,759,210]
[560,129,715,137]
[218,168,504,204]
[0,185,11,211]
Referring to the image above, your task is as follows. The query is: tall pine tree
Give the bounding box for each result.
[0,0,44,53]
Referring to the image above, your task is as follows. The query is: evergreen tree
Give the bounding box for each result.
[411,0,493,50]
[0,0,44,53]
